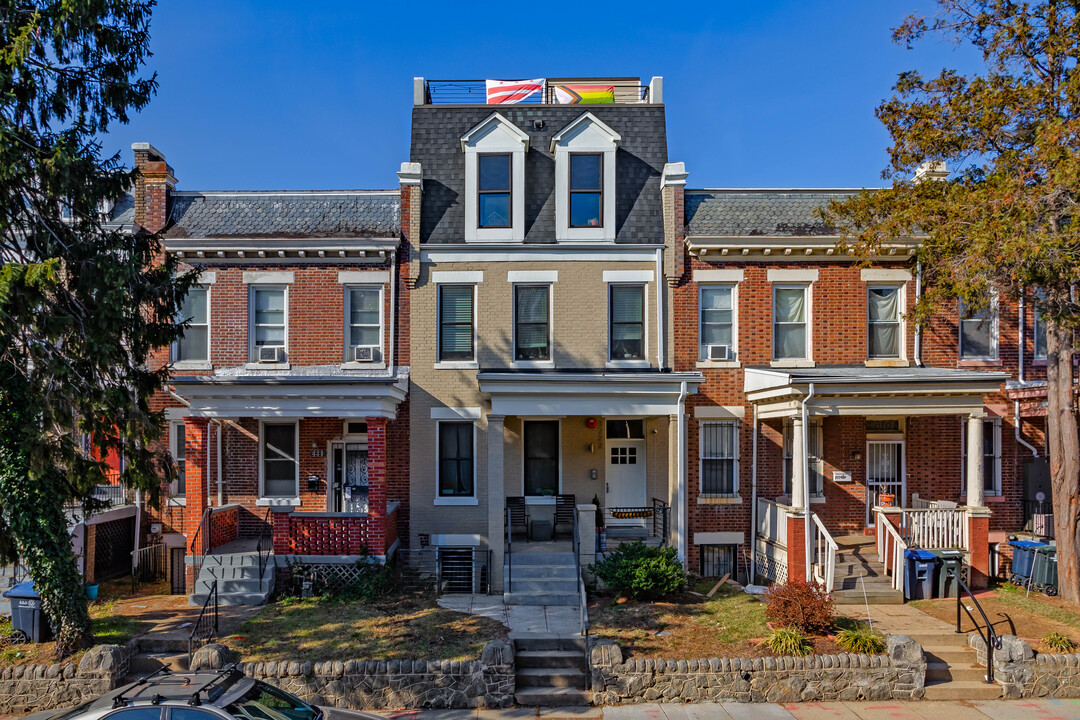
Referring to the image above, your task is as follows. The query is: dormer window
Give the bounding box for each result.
[461,113,529,243]
[551,112,620,242]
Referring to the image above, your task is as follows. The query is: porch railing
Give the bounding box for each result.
[901,507,967,550]
[256,507,273,595]
[600,498,670,545]
[875,509,908,594]
[756,497,788,547]
[188,579,218,667]
[131,542,167,594]
[809,512,837,591]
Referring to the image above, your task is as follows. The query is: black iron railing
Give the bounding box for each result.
[424,78,650,106]
[131,543,167,594]
[600,498,670,545]
[953,569,1000,683]
[189,579,218,667]
[189,507,213,594]
[572,508,591,690]
[256,507,273,594]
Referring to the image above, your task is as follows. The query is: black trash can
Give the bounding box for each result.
[931,549,965,598]
[904,549,937,601]
[2,581,51,643]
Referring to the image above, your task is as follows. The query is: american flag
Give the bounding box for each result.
[486,78,545,105]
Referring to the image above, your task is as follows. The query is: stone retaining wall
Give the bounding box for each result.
[0,644,130,716]
[191,642,515,710]
[972,634,1080,698]
[589,635,926,704]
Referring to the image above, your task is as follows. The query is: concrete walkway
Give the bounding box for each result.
[437,594,581,637]
[342,699,1080,720]
[840,602,957,637]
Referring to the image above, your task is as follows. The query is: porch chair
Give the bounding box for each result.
[554,494,576,538]
[506,496,530,540]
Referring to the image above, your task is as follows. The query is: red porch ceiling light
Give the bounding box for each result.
[585,417,598,429]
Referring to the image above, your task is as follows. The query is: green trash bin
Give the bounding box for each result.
[1031,545,1058,596]
[931,549,966,598]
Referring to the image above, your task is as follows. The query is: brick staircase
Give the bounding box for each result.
[189,551,274,607]
[514,635,591,706]
[907,631,1003,700]
[830,536,904,605]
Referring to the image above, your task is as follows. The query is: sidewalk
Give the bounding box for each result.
[356,699,1080,720]
[437,594,581,637]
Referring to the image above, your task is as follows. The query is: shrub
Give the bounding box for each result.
[1043,632,1078,653]
[764,579,835,634]
[590,541,685,600]
[761,626,813,656]
[836,626,886,654]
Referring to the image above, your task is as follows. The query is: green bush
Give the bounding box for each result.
[761,626,813,656]
[836,626,886,654]
[590,541,685,600]
[1043,632,1078,652]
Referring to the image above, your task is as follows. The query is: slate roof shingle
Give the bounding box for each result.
[685,189,860,237]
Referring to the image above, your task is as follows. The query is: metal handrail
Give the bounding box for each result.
[190,507,214,595]
[505,506,513,594]
[189,579,219,666]
[572,507,590,691]
[256,507,273,594]
[953,570,1000,683]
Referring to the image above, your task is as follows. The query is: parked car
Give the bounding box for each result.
[20,667,386,720]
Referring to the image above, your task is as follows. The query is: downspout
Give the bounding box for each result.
[1019,293,1026,384]
[914,263,924,367]
[132,489,142,572]
[387,249,398,375]
[1015,401,1039,457]
[216,422,223,506]
[802,382,815,583]
[656,249,666,370]
[677,380,688,562]
[1015,293,1040,456]
[749,403,760,584]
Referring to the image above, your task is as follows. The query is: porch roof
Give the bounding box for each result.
[744,365,1008,419]
[477,370,703,416]
[170,366,409,419]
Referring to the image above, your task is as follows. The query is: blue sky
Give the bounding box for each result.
[102,1,982,191]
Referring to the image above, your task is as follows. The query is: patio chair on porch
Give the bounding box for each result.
[554,494,576,538]
[506,496,530,540]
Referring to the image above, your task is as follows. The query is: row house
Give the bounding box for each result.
[117,76,1047,604]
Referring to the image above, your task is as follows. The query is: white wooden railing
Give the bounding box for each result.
[757,498,788,547]
[809,511,837,591]
[901,507,967,550]
[875,509,908,593]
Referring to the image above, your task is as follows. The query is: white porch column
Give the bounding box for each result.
[486,414,506,592]
[790,416,807,510]
[966,413,986,508]
[668,413,685,561]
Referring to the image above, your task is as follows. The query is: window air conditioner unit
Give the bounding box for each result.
[707,344,731,361]
[257,346,284,363]
[352,345,377,363]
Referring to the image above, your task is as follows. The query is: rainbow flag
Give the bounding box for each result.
[486,78,545,104]
[553,84,615,104]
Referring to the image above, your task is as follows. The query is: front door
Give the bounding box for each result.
[330,442,368,513]
[606,438,647,526]
[865,440,905,525]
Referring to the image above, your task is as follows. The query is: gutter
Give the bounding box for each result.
[387,249,397,377]
[802,382,815,583]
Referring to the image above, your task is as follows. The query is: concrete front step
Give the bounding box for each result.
[516,650,585,670]
[927,661,989,683]
[906,633,971,647]
[189,590,271,606]
[504,591,579,606]
[508,579,579,594]
[509,565,579,580]
[515,687,591,706]
[517,636,587,652]
[923,679,1001,700]
[198,552,262,566]
[515,667,585,688]
[194,576,274,595]
[136,636,189,654]
[509,552,576,566]
[196,565,269,580]
[128,652,188,676]
[833,589,903,605]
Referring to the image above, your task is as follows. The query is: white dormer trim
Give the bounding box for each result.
[551,112,620,244]
[461,113,529,244]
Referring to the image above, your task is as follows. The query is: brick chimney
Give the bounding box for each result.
[132,142,175,234]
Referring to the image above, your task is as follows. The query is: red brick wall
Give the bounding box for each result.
[209,505,239,549]
[272,512,372,555]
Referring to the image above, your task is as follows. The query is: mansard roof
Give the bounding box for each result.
[684,188,862,238]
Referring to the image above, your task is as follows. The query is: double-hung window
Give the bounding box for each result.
[868,286,901,358]
[524,420,560,497]
[438,422,475,498]
[514,285,550,361]
[170,421,186,497]
[261,422,297,499]
[438,285,475,362]
[699,286,735,360]
[478,153,512,229]
[251,286,287,360]
[610,285,645,361]
[773,286,808,360]
[347,286,382,359]
[174,286,209,362]
[959,299,998,360]
[700,421,739,497]
[782,419,824,497]
[961,418,1001,496]
[1033,290,1048,360]
[569,153,603,228]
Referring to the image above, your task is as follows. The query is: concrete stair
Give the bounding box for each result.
[504,552,580,607]
[189,551,275,607]
[902,632,1002,700]
[828,538,904,605]
[514,636,591,706]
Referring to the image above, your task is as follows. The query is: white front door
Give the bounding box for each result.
[606,438,647,525]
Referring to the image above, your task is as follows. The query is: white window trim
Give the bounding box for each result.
[697,283,738,365]
[434,419,479,505]
[342,284,385,367]
[866,284,908,364]
[172,285,211,370]
[607,283,650,369]
[435,283,479,369]
[521,418,563,500]
[959,296,999,361]
[771,283,813,366]
[1033,296,1048,361]
[243,271,295,285]
[258,420,299,502]
[699,419,740,498]
[248,285,289,366]
[168,421,187,504]
[961,417,1002,496]
[512,283,555,370]
[462,113,528,244]
[553,113,620,243]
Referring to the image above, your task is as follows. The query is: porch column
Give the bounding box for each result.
[365,417,388,556]
[668,414,685,562]
[486,414,506,593]
[790,416,806,510]
[966,413,986,508]
[184,417,211,592]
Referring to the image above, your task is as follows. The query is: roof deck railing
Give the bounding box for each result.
[416,76,662,106]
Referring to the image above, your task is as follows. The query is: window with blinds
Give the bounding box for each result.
[438,285,475,362]
[348,287,382,351]
[251,286,286,358]
[610,284,645,360]
[524,420,559,496]
[700,421,738,496]
[868,286,901,358]
[514,285,550,361]
[262,422,297,498]
[438,422,475,497]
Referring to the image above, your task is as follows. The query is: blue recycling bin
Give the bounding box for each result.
[904,549,937,601]
[1009,540,1048,584]
[2,581,51,643]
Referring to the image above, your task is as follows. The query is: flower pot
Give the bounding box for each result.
[879,494,896,507]
[85,584,99,600]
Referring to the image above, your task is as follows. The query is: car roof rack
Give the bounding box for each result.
[188,663,244,706]
[112,666,173,708]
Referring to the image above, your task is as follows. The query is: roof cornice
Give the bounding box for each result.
[686,236,919,263]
